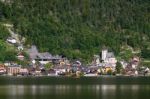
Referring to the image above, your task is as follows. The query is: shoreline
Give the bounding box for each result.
[0,76,150,85]
[0,74,150,78]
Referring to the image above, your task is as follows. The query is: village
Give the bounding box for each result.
[0,41,150,77]
[0,24,150,77]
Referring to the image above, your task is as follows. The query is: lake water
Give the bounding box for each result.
[0,76,150,99]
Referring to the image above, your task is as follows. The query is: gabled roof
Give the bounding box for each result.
[36,53,62,60]
[27,45,62,60]
[37,52,53,59]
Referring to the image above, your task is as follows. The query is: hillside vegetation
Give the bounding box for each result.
[0,0,150,62]
[0,24,17,62]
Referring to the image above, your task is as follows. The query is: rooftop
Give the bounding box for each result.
[106,52,115,58]
[27,45,62,60]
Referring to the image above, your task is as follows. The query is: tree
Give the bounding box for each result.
[0,0,150,62]
[4,51,17,61]
[45,62,53,70]
[141,48,150,59]
[116,62,122,74]
[119,49,133,61]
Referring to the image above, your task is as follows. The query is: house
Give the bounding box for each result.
[92,55,100,66]
[60,58,70,66]
[6,65,21,75]
[7,37,17,44]
[126,56,140,70]
[27,45,63,65]
[0,64,6,74]
[132,56,140,67]
[4,62,17,66]
[36,53,62,64]
[4,61,11,66]
[17,52,25,60]
[72,60,82,67]
[53,65,71,75]
[36,52,52,64]
[19,68,29,75]
[101,49,117,68]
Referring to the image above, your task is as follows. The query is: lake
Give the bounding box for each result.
[0,76,150,99]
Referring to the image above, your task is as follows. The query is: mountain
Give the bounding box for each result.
[0,0,150,62]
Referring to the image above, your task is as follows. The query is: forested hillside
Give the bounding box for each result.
[0,24,17,62]
[0,0,150,62]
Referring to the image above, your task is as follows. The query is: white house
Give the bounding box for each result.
[7,37,17,44]
[101,49,117,67]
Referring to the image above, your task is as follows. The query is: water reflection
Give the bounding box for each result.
[0,84,150,99]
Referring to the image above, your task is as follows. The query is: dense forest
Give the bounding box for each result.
[0,0,150,62]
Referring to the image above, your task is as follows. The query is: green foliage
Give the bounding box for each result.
[0,40,17,62]
[16,51,30,67]
[0,0,150,62]
[116,62,123,74]
[141,61,150,68]
[0,24,10,40]
[45,62,53,70]
[141,48,150,59]
[119,49,133,61]
[22,51,29,60]
[16,60,29,68]
[3,51,17,61]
